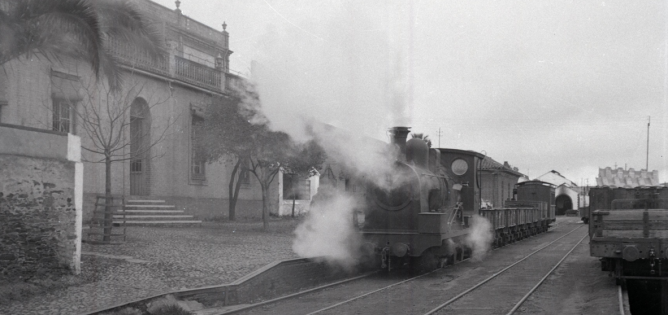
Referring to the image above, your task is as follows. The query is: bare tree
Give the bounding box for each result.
[194,95,326,229]
[283,140,327,218]
[52,74,176,241]
[193,95,257,221]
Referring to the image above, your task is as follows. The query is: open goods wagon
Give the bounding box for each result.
[589,186,668,281]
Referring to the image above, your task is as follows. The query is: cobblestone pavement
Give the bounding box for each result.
[0,219,300,315]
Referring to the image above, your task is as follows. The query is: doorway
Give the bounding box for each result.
[555,195,572,215]
[129,98,150,196]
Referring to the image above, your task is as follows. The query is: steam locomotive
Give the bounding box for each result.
[359,127,555,271]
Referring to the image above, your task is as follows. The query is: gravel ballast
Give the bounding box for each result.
[0,219,300,315]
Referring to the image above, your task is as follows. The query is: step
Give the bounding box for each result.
[113,220,202,224]
[126,200,166,203]
[124,204,175,208]
[113,215,194,219]
[117,210,185,213]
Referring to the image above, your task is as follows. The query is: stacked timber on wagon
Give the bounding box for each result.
[589,186,668,280]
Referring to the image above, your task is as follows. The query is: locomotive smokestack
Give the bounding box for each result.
[389,126,411,157]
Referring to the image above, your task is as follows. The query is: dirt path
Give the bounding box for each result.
[520,236,618,315]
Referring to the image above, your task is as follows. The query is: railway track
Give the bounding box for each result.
[424,225,586,314]
[227,220,602,315]
[618,285,628,315]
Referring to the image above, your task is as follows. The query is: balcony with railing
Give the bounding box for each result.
[107,38,225,92]
[174,56,221,90]
[108,38,170,76]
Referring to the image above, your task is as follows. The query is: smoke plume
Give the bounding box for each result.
[464,215,494,262]
[250,1,414,143]
[292,189,362,269]
[245,1,417,267]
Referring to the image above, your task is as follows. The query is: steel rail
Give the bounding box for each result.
[304,222,578,315]
[304,266,449,315]
[618,285,625,315]
[423,224,584,315]
[220,273,374,315]
[506,233,588,314]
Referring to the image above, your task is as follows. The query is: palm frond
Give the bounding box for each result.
[93,0,165,58]
[98,46,123,91]
[21,0,101,70]
[1,0,164,92]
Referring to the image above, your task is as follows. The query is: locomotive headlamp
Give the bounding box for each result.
[451,159,468,176]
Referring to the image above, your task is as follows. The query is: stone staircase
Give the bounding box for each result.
[113,199,202,226]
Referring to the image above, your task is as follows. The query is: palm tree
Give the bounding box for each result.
[1,0,164,242]
[0,0,163,90]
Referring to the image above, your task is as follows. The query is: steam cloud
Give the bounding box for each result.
[246,2,417,267]
[250,1,414,142]
[464,215,494,262]
[292,189,362,269]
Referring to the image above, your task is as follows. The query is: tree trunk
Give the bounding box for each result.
[291,175,296,218]
[231,170,244,220]
[103,156,112,242]
[261,184,269,230]
[228,159,242,221]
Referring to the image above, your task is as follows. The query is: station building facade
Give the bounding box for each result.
[0,0,276,221]
[479,157,524,208]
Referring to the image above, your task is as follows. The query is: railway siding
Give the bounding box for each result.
[227,218,619,315]
[521,236,622,315]
[431,228,588,314]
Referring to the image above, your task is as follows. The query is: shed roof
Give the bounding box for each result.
[536,170,578,187]
[480,156,524,177]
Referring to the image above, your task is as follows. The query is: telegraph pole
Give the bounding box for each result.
[646,116,650,170]
[436,127,443,148]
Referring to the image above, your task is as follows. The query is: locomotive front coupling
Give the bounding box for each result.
[379,242,411,270]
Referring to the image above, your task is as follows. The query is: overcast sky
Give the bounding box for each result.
[154,0,667,185]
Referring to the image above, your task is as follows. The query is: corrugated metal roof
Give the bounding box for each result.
[596,167,660,188]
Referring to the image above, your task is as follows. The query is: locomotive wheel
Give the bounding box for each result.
[495,232,502,248]
[360,254,383,271]
[413,248,440,274]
